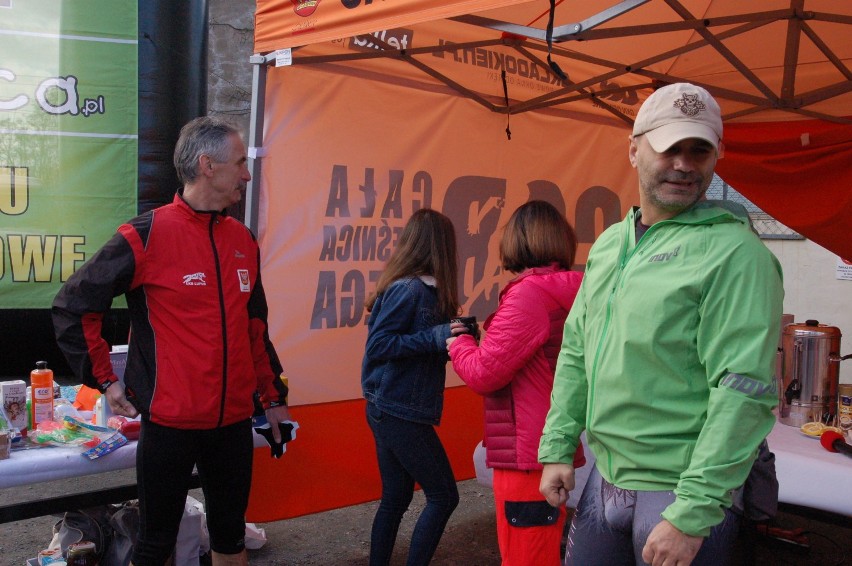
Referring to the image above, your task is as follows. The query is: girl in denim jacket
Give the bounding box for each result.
[361,208,466,566]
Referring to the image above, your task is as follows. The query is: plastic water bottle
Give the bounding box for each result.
[30,361,54,428]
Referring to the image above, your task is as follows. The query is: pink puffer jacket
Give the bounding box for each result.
[450,264,585,470]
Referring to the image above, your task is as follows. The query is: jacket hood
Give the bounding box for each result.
[686,200,751,225]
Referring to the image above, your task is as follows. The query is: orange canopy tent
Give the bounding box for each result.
[243,0,852,521]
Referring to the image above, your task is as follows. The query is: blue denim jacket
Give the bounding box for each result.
[361,276,453,425]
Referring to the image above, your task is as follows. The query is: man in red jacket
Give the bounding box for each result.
[53,116,291,566]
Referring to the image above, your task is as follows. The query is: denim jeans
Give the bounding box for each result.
[366,402,460,566]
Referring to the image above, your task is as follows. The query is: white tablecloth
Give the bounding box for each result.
[0,428,283,490]
[0,442,138,489]
[767,421,852,517]
[474,422,852,517]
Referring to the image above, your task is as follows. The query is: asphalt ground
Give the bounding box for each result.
[1,472,850,565]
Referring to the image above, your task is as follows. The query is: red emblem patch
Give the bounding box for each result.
[291,0,319,17]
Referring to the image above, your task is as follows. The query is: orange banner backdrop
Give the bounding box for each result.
[246,57,636,520]
[257,59,637,407]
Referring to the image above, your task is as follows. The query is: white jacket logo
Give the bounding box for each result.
[182,272,207,286]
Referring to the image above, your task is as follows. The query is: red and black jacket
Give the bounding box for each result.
[53,194,288,429]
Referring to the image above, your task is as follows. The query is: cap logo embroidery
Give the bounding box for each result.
[673,93,706,117]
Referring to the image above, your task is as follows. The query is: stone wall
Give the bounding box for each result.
[208,0,256,136]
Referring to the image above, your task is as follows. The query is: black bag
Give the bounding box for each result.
[50,507,114,563]
[103,501,140,566]
[50,503,139,566]
[732,439,779,522]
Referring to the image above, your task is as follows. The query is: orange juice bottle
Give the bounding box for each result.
[30,361,55,428]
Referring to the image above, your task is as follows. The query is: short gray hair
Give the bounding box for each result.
[173,116,240,184]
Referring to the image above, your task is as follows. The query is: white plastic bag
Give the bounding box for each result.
[244,523,268,550]
[174,496,210,566]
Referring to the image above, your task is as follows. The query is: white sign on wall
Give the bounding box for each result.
[837,257,852,281]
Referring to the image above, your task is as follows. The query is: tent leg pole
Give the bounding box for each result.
[245,54,270,234]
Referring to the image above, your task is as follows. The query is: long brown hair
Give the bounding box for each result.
[499,200,577,273]
[366,209,460,319]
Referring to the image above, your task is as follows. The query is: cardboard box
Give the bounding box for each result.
[1,380,28,433]
[0,429,10,460]
[110,345,128,382]
[96,345,128,426]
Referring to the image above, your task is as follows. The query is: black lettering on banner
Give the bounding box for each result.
[526,179,565,213]
[358,225,377,261]
[381,170,404,218]
[319,226,335,261]
[475,49,487,68]
[310,269,383,329]
[528,63,540,82]
[326,166,432,221]
[360,167,376,217]
[431,39,573,88]
[442,175,508,316]
[339,269,365,327]
[598,79,639,105]
[311,271,338,329]
[336,225,354,261]
[314,163,625,330]
[326,164,351,217]
[505,56,517,74]
[442,176,624,316]
[318,224,388,262]
[411,170,432,211]
[377,221,393,262]
[574,186,621,246]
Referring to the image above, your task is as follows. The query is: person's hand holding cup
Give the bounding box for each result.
[450,316,480,341]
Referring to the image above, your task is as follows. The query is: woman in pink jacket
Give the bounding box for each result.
[448,200,585,566]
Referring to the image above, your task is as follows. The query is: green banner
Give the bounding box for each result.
[0,0,137,307]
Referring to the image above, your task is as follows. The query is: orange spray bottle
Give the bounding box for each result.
[30,360,55,428]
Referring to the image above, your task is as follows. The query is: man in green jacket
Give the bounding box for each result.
[539,83,783,566]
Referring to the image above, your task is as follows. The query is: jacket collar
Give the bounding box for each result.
[173,191,228,223]
[499,262,564,299]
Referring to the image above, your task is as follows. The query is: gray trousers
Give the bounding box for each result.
[564,467,740,566]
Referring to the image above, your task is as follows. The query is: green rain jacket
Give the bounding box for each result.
[539,201,783,537]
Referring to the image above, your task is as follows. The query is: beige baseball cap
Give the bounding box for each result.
[632,83,722,152]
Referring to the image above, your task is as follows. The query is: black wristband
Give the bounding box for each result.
[99,379,116,393]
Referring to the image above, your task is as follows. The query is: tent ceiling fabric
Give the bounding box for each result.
[253,0,852,260]
[256,0,852,124]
